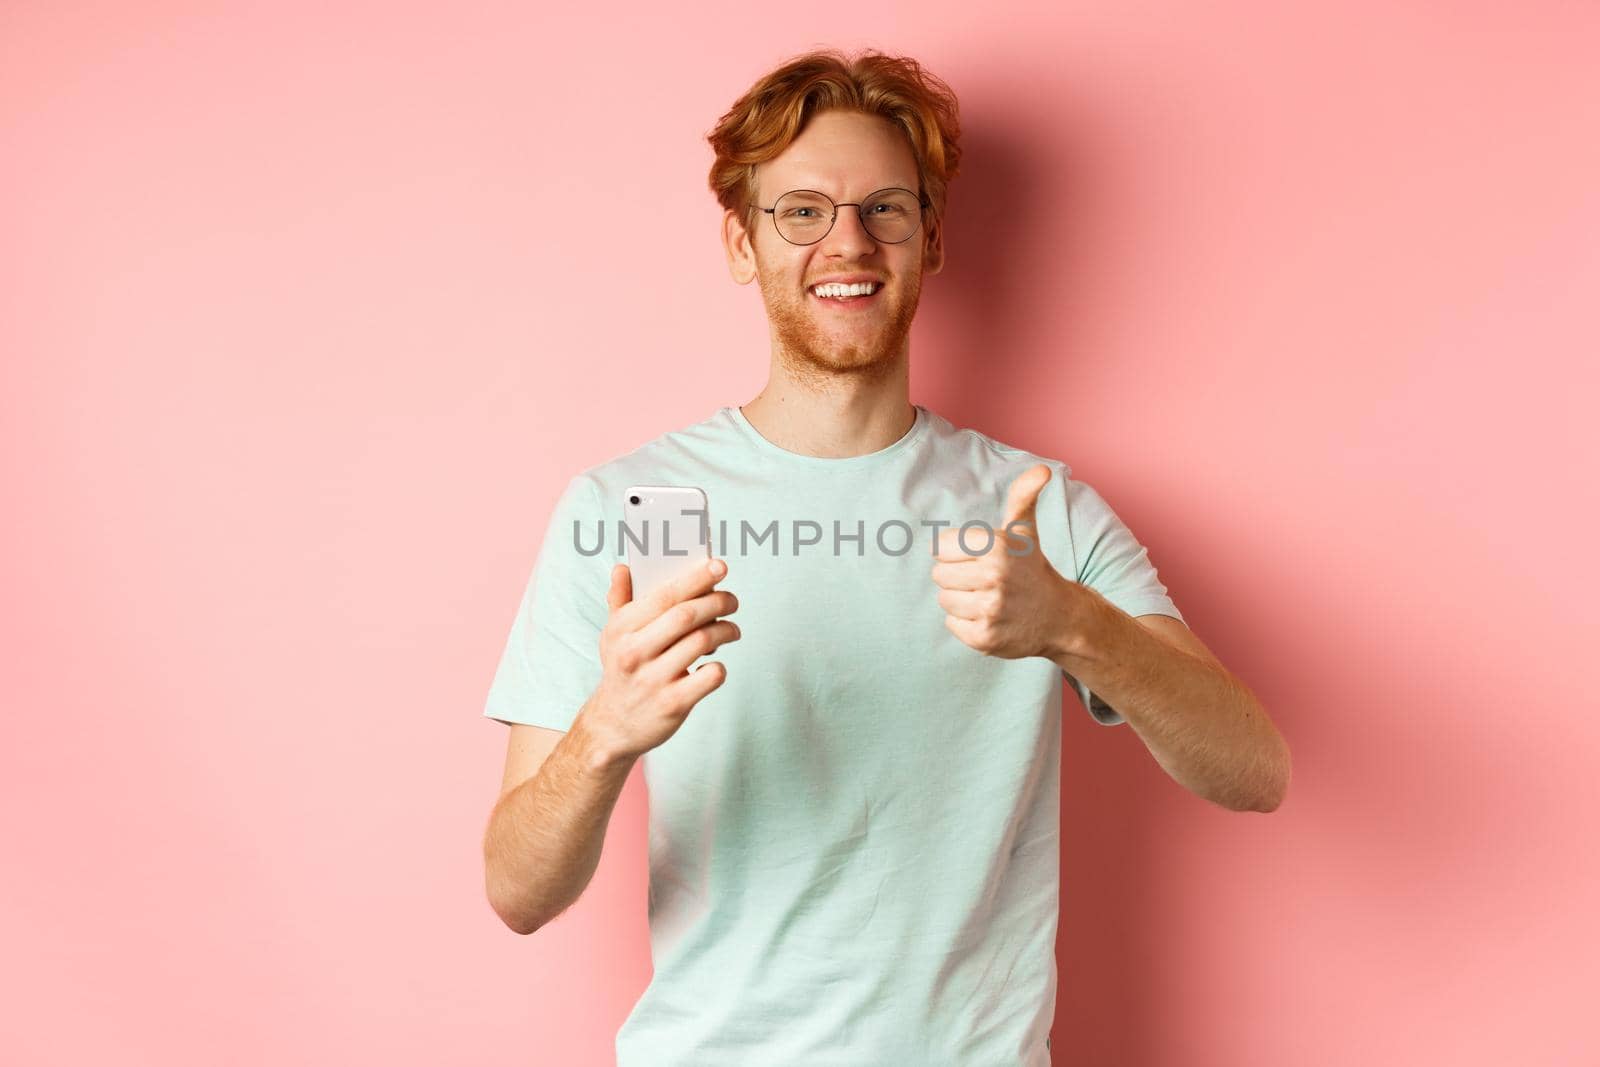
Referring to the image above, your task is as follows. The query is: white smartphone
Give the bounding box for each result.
[623,485,712,602]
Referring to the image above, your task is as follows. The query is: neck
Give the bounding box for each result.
[739,376,916,459]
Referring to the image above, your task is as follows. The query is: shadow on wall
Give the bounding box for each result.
[915,117,1097,445]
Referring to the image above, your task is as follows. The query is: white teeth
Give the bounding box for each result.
[812,282,879,298]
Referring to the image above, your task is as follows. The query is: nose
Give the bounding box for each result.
[819,202,877,258]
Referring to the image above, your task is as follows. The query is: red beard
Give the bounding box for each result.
[757,269,924,386]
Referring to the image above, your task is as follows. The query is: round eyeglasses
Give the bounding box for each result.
[756,187,930,246]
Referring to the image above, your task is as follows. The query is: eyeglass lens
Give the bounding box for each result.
[773,189,922,245]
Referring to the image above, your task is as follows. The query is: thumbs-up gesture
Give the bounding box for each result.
[931,463,1082,661]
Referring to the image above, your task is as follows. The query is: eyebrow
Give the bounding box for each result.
[770,180,919,195]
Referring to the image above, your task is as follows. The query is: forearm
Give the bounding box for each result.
[1050,588,1289,812]
[483,708,636,934]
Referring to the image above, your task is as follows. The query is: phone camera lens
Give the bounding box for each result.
[628,495,640,505]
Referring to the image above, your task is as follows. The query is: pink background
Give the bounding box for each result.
[3,3,1596,1065]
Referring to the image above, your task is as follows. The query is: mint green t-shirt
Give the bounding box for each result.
[484,404,1184,1065]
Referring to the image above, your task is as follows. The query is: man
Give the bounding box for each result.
[482,48,1290,1066]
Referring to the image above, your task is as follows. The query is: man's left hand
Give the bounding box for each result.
[930,462,1090,660]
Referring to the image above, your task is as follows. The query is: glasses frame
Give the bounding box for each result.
[756,187,932,246]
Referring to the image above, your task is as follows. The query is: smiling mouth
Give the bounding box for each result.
[809,281,885,307]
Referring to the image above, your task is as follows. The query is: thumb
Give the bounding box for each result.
[606,563,633,611]
[1002,463,1052,533]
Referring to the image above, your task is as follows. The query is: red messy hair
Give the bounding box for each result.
[706,48,962,248]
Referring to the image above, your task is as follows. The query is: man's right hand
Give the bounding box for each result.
[576,557,741,763]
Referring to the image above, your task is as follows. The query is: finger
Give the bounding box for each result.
[943,613,983,648]
[937,587,989,621]
[633,587,740,663]
[930,557,989,590]
[607,564,632,612]
[1002,463,1052,533]
[650,618,742,681]
[932,524,994,562]
[625,556,727,630]
[662,659,728,713]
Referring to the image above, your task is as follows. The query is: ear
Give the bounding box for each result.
[722,209,757,285]
[922,213,945,276]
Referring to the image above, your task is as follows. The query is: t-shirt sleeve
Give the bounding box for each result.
[1060,478,1185,727]
[483,474,610,731]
